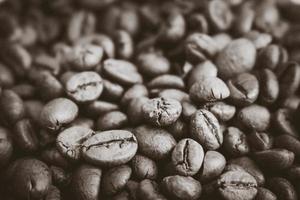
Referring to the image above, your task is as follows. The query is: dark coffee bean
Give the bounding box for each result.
[70,164,102,200]
[131,154,157,180]
[223,127,250,157]
[233,3,255,35]
[229,157,265,186]
[187,13,209,34]
[171,138,204,176]
[63,71,103,102]
[40,98,78,131]
[9,158,52,200]
[204,102,236,122]
[103,59,143,86]
[11,83,35,99]
[70,117,94,129]
[38,129,57,148]
[257,68,279,105]
[137,179,167,200]
[274,135,300,159]
[181,100,197,121]
[254,149,294,171]
[40,147,70,169]
[185,33,219,63]
[255,187,277,200]
[206,0,233,31]
[56,126,95,161]
[120,84,148,106]
[189,77,230,103]
[33,53,61,76]
[285,165,300,183]
[127,97,149,126]
[0,126,13,168]
[273,108,298,138]
[198,150,226,183]
[137,51,170,77]
[81,130,137,166]
[0,63,15,88]
[236,104,270,132]
[158,89,189,102]
[213,33,232,51]
[244,31,272,50]
[84,100,119,117]
[102,79,124,101]
[268,177,297,200]
[50,166,71,188]
[147,75,185,90]
[190,109,223,150]
[45,185,61,200]
[216,39,256,79]
[166,119,188,140]
[114,30,133,60]
[24,100,44,123]
[227,73,259,106]
[102,165,132,196]
[217,170,258,200]
[162,175,202,200]
[248,131,273,152]
[187,61,218,89]
[96,111,128,131]
[254,1,279,33]
[0,90,25,125]
[282,96,300,110]
[134,125,176,160]
[126,180,139,200]
[142,97,182,127]
[279,62,300,99]
[14,118,39,152]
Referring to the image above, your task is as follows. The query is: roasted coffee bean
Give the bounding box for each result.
[38,129,57,148]
[11,83,35,99]
[70,117,94,129]
[70,164,102,200]
[171,138,204,176]
[255,187,277,200]
[9,158,52,200]
[166,119,188,140]
[0,126,13,167]
[187,13,209,34]
[157,89,189,102]
[267,177,297,200]
[233,3,255,35]
[102,165,132,196]
[282,96,300,110]
[229,157,265,186]
[96,111,128,131]
[198,150,226,183]
[147,75,185,90]
[40,98,78,131]
[137,51,170,78]
[227,73,259,106]
[102,79,124,101]
[217,170,258,200]
[254,149,294,171]
[279,62,300,99]
[50,166,71,188]
[273,108,298,138]
[84,100,119,117]
[204,102,236,122]
[213,33,232,51]
[114,30,133,60]
[120,84,148,106]
[274,135,300,159]
[40,147,70,169]
[134,125,176,160]
[137,179,167,200]
[0,63,15,88]
[285,165,300,183]
[162,175,202,200]
[248,131,273,152]
[103,59,142,86]
[63,71,103,102]
[24,100,44,123]
[131,154,158,180]
[142,97,182,127]
[223,127,250,157]
[181,100,197,121]
[81,130,138,166]
[56,126,95,161]
[189,76,230,103]
[0,89,25,125]
[236,104,270,132]
[190,109,223,150]
[244,31,272,50]
[127,97,149,126]
[14,118,39,152]
[257,68,279,105]
[45,185,61,200]
[216,39,256,79]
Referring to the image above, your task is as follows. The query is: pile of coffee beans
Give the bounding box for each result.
[1,0,300,199]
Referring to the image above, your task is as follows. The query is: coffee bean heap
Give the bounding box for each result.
[0,0,300,200]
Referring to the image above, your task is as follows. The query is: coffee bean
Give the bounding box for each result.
[223,127,250,157]
[257,68,279,105]
[114,30,133,59]
[158,89,189,102]
[244,30,272,50]
[84,100,119,117]
[40,147,70,169]
[11,83,35,99]
[274,135,300,159]
[181,100,197,121]
[217,170,258,200]
[103,59,143,86]
[282,96,300,110]
[70,117,94,129]
[254,149,294,171]
[121,84,148,106]
[102,79,124,101]
[102,165,132,196]
[189,76,230,103]
[63,71,103,102]
[268,177,297,200]
[285,165,300,183]
[96,111,128,131]
[137,179,167,200]
[255,187,277,200]
[198,151,226,183]
[233,3,255,35]
[50,166,71,188]
[162,175,202,200]
[9,158,52,200]
[204,102,236,122]
[70,164,102,200]
[273,108,298,138]
[148,74,185,90]
[171,138,204,176]
[0,63,15,88]
[131,154,157,180]
[216,39,256,79]
[187,13,209,34]
[213,33,232,51]
[24,100,44,123]
[236,104,270,132]
[248,131,273,152]
[227,73,259,106]
[40,98,78,131]
[81,130,137,166]
[0,126,13,168]
[56,126,95,161]
[142,97,182,127]
[279,62,300,99]
[166,119,188,140]
[127,97,149,126]
[134,125,176,160]
[190,109,223,150]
